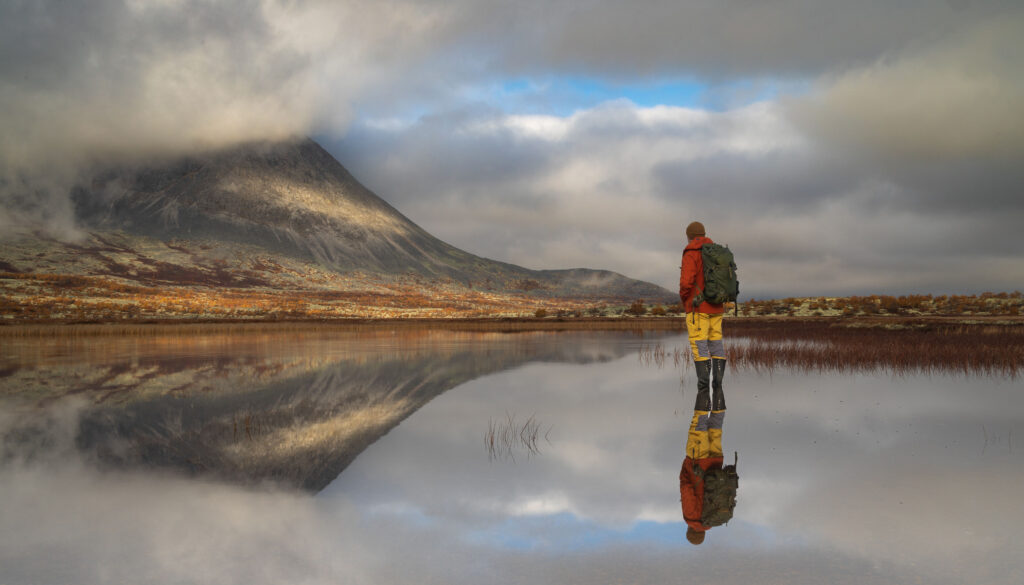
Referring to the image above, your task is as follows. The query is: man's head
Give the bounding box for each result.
[686,221,706,241]
[686,527,706,545]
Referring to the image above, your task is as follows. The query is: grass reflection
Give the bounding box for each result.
[485,412,551,462]
[644,320,1023,376]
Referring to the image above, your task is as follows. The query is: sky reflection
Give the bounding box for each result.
[2,330,1022,584]
[325,333,1024,584]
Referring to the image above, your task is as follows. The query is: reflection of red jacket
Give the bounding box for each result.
[679,455,724,532]
[679,236,724,314]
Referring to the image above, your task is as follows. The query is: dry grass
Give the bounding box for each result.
[733,321,1022,377]
[741,292,1023,317]
[645,319,1024,377]
[638,343,689,369]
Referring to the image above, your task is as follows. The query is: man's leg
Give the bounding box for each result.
[705,313,726,457]
[707,313,726,412]
[707,410,725,458]
[687,312,713,412]
[687,410,712,460]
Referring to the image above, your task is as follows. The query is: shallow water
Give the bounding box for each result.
[1,328,1022,584]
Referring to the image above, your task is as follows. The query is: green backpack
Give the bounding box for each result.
[700,461,739,528]
[689,243,739,313]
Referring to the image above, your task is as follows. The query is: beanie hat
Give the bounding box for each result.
[686,527,706,545]
[686,221,706,240]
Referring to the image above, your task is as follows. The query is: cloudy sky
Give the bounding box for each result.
[2,0,1023,297]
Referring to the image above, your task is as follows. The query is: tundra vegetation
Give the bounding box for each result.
[740,293,1023,317]
[0,270,1021,325]
[0,271,604,321]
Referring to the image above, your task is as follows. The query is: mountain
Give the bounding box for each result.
[75,139,505,278]
[1,138,675,319]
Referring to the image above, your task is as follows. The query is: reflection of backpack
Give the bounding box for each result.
[700,460,739,527]
[690,243,739,313]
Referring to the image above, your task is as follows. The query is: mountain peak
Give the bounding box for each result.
[4,138,677,309]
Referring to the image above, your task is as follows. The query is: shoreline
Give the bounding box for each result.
[2,314,1023,337]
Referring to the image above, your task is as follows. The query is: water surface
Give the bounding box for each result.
[1,328,1021,584]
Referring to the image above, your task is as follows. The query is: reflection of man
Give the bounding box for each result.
[675,358,733,549]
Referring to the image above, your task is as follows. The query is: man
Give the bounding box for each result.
[679,221,727,400]
[678,220,728,545]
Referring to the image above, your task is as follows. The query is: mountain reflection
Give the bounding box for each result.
[3,330,1024,585]
[0,328,650,491]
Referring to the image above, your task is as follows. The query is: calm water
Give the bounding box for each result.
[1,328,1022,584]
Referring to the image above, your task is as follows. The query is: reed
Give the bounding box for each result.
[485,412,551,462]
[638,343,688,369]
[657,320,1024,377]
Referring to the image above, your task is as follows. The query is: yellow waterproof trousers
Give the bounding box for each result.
[686,410,725,459]
[686,312,724,362]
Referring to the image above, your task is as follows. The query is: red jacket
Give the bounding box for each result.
[679,455,725,532]
[680,236,724,314]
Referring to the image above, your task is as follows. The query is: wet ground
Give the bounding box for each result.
[1,328,1022,584]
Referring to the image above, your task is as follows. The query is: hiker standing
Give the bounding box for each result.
[678,221,736,544]
[679,221,728,398]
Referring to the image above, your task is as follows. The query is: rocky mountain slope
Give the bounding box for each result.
[74,138,670,298]
[1,138,675,320]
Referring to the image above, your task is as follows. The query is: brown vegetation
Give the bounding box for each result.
[741,293,1024,318]
[626,299,648,316]
[3,269,1022,330]
[645,319,1024,377]
[0,270,608,322]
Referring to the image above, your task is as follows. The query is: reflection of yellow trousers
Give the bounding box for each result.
[686,312,724,362]
[687,410,725,459]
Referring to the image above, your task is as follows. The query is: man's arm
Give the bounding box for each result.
[679,460,703,522]
[680,250,698,302]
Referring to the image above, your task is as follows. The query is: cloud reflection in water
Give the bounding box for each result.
[1,330,1022,584]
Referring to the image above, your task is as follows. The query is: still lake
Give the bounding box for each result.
[1,327,1022,584]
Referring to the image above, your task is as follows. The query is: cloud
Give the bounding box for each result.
[329,351,1024,583]
[321,10,1024,297]
[328,101,801,290]
[782,14,1024,234]
[0,0,459,235]
[6,0,1018,175]
[0,1,315,234]
[329,86,1024,297]
[0,458,378,585]
[1,398,378,585]
[378,0,1018,80]
[786,17,1024,166]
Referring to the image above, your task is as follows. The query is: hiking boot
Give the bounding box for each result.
[711,358,727,411]
[694,359,712,411]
